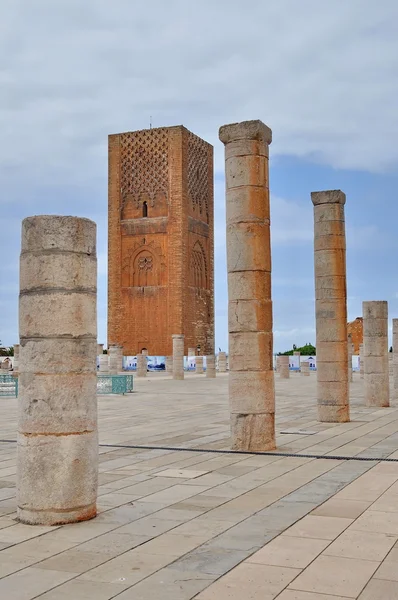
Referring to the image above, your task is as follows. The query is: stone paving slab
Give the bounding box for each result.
[0,373,398,598]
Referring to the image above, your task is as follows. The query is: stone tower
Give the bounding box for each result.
[108,126,214,356]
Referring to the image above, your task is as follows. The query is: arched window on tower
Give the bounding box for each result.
[142,201,148,218]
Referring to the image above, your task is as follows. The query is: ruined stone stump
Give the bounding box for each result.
[188,348,196,357]
[108,344,122,374]
[301,361,310,377]
[18,216,98,525]
[393,319,398,398]
[219,119,275,451]
[165,356,173,373]
[311,190,349,423]
[206,355,216,378]
[136,353,147,377]
[97,343,104,357]
[196,356,204,374]
[172,335,184,380]
[278,355,290,379]
[363,301,389,407]
[99,354,108,373]
[13,344,19,374]
[218,352,227,372]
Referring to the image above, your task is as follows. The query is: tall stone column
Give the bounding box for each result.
[219,120,275,451]
[359,344,364,379]
[172,334,184,380]
[18,216,98,525]
[348,334,353,383]
[218,352,227,372]
[311,190,349,423]
[393,320,398,398]
[206,355,216,378]
[196,356,204,374]
[278,355,290,379]
[165,356,173,373]
[99,354,108,373]
[13,344,19,374]
[136,353,147,377]
[363,301,389,407]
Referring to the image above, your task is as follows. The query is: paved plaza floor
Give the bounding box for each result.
[1,372,398,598]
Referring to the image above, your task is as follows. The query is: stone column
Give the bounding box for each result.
[219,120,275,451]
[218,352,227,372]
[359,344,364,379]
[172,334,184,380]
[278,355,290,379]
[13,344,19,374]
[363,301,389,407]
[108,344,122,374]
[393,320,398,398]
[206,355,216,378]
[165,356,173,373]
[97,343,104,357]
[188,347,196,357]
[348,334,353,383]
[293,351,301,374]
[18,215,97,525]
[136,353,147,377]
[311,190,349,423]
[196,356,204,374]
[301,361,310,376]
[389,353,393,376]
[99,354,108,373]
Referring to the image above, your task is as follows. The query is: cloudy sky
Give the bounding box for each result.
[1,0,398,352]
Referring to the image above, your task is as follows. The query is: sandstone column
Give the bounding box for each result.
[188,347,196,357]
[136,353,147,377]
[206,355,216,378]
[389,353,393,376]
[99,354,108,373]
[312,190,349,423]
[363,301,389,407]
[218,352,227,372]
[97,343,104,357]
[13,344,19,374]
[348,334,353,383]
[393,320,398,398]
[278,355,290,379]
[18,216,98,525]
[301,361,310,376]
[196,356,204,374]
[219,120,275,451]
[359,344,364,379]
[293,351,301,373]
[108,344,122,374]
[172,335,184,380]
[165,356,173,373]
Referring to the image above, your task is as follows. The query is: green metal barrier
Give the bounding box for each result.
[0,374,18,397]
[97,374,134,395]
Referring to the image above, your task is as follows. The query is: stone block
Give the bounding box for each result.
[228,299,272,333]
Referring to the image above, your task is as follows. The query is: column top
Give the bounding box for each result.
[311,190,346,206]
[219,120,272,145]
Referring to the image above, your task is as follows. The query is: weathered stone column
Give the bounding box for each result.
[301,361,310,376]
[218,352,227,372]
[97,343,104,357]
[196,356,204,374]
[389,353,393,376]
[136,353,147,377]
[363,301,389,407]
[278,355,290,379]
[312,190,349,423]
[393,320,398,398]
[294,351,301,373]
[206,355,216,378]
[219,120,275,451]
[108,344,122,374]
[99,354,108,373]
[18,216,98,525]
[348,334,353,383]
[359,344,364,379]
[172,335,184,380]
[13,344,19,374]
[165,356,173,373]
[188,347,196,357]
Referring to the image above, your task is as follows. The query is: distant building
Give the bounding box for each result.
[347,317,363,354]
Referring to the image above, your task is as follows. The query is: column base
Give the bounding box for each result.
[17,503,97,526]
[231,413,275,452]
[317,404,350,423]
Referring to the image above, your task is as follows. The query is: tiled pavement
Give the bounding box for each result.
[1,373,398,598]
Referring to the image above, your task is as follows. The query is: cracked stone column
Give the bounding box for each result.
[219,119,275,451]
[393,320,398,398]
[18,215,98,525]
[312,190,349,423]
[172,335,184,380]
[206,355,216,378]
[278,355,290,379]
[301,361,310,376]
[195,356,204,374]
[348,334,353,383]
[218,352,227,372]
[359,344,364,379]
[165,356,173,373]
[13,344,19,374]
[136,353,147,378]
[363,301,389,407]
[99,354,108,373]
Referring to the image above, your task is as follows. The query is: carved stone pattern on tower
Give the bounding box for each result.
[122,239,165,288]
[190,241,208,289]
[188,132,209,219]
[120,129,169,208]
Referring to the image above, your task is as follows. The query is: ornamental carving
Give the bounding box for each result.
[188,133,209,220]
[190,241,208,289]
[122,238,165,288]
